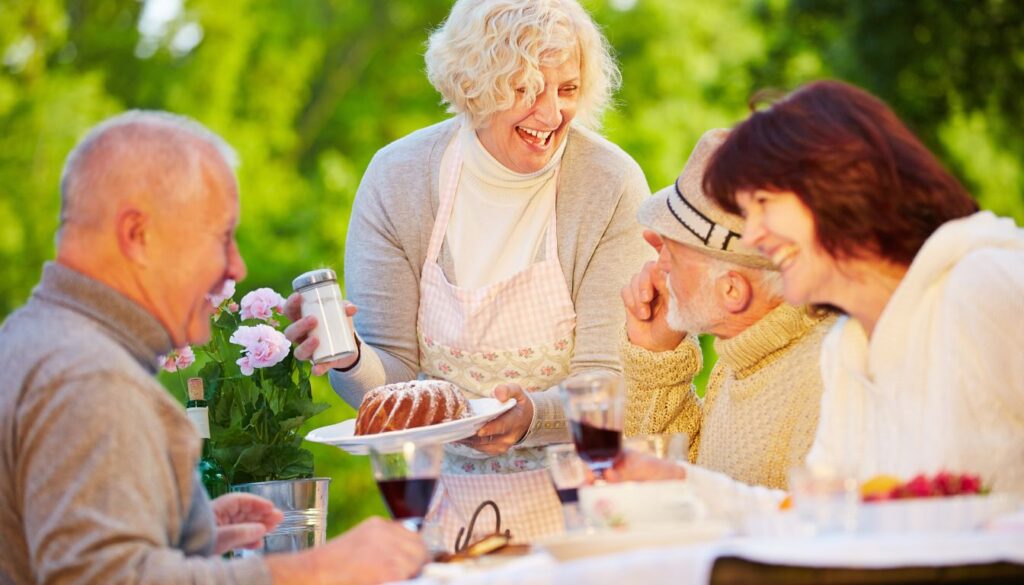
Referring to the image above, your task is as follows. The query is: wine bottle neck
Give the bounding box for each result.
[201,437,216,458]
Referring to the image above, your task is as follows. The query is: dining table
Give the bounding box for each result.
[404,511,1024,585]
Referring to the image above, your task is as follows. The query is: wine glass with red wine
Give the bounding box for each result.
[558,371,625,482]
[545,443,588,531]
[369,441,444,532]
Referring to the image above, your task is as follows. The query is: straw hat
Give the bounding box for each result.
[638,129,775,270]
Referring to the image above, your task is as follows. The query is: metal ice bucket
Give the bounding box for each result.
[230,477,330,555]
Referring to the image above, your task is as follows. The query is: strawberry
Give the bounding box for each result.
[904,474,934,498]
[960,474,982,495]
[933,471,960,496]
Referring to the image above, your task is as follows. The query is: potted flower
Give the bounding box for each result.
[161,280,330,553]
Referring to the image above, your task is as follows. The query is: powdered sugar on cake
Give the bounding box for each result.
[354,380,472,435]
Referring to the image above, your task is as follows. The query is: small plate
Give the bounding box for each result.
[304,398,516,455]
[533,522,732,561]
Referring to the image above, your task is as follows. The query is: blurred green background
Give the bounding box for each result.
[2,0,1022,537]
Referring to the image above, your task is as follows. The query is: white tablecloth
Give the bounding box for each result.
[409,529,1024,585]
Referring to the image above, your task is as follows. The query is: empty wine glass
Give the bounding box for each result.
[369,441,444,532]
[623,432,690,463]
[558,371,625,482]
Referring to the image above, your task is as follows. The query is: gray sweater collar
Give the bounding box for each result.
[32,262,174,374]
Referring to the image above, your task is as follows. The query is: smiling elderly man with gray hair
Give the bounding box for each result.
[0,111,426,585]
[619,129,836,490]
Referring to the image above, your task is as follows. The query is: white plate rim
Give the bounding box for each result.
[304,398,515,454]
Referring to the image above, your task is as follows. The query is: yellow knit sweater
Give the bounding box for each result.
[622,303,835,490]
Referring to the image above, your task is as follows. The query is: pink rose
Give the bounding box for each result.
[175,346,195,370]
[160,352,178,373]
[227,302,239,314]
[160,346,194,372]
[229,324,290,375]
[208,280,236,307]
[239,288,286,321]
[235,356,253,376]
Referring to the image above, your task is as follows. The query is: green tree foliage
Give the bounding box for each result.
[752,0,1024,221]
[2,0,1021,535]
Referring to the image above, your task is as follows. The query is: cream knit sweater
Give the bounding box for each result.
[623,303,835,489]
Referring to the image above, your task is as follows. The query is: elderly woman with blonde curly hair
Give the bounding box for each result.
[285,0,650,542]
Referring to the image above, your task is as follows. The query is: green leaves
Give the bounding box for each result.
[196,306,324,484]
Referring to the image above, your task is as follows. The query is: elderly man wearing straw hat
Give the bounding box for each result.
[619,129,836,490]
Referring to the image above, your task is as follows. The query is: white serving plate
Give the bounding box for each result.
[304,398,515,455]
[855,494,1018,534]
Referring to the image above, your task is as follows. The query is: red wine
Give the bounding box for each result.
[556,487,579,504]
[377,478,437,520]
[570,420,621,470]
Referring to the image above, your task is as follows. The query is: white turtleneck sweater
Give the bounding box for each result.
[443,124,567,289]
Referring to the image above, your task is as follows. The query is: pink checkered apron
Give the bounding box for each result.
[417,137,576,548]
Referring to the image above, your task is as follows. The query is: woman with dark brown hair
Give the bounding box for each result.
[700,80,1024,495]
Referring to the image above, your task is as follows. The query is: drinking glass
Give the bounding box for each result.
[545,443,588,532]
[788,463,859,534]
[369,441,444,532]
[623,432,690,463]
[558,371,625,482]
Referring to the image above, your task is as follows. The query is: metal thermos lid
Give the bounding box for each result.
[292,268,338,292]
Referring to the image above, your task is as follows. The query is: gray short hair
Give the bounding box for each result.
[425,0,620,129]
[59,110,238,234]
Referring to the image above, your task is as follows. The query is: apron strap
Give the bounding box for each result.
[544,167,560,261]
[426,143,463,263]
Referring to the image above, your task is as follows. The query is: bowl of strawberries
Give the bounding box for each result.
[856,471,1015,533]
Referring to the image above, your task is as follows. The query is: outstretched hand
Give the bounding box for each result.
[211,492,285,554]
[599,449,687,484]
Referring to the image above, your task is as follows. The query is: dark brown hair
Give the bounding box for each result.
[703,80,978,266]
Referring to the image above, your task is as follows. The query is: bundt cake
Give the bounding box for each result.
[354,380,471,436]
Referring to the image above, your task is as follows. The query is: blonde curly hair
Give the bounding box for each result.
[425,0,620,130]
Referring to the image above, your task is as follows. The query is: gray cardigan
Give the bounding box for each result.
[331,119,653,445]
[0,263,271,585]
